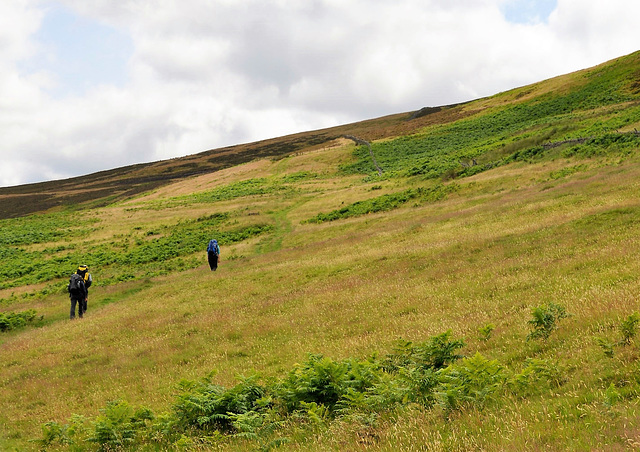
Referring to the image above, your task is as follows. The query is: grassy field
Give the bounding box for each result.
[1,52,640,451]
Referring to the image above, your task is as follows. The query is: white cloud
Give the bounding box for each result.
[1,0,639,187]
[0,1,41,62]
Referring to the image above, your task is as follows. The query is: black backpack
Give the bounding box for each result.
[68,273,85,296]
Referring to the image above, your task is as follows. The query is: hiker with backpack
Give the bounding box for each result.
[68,265,92,319]
[76,265,92,314]
[207,239,220,271]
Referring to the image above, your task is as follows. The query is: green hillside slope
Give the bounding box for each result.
[1,51,640,451]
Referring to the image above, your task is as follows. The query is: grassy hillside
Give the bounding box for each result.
[1,51,640,450]
[0,108,464,219]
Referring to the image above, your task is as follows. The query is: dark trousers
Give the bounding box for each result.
[70,296,85,319]
[208,251,218,271]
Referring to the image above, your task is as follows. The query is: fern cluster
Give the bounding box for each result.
[0,309,37,332]
[305,184,457,223]
[526,302,569,341]
[0,210,271,295]
[595,312,640,358]
[37,330,563,450]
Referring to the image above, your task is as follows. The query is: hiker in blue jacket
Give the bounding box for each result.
[207,239,220,271]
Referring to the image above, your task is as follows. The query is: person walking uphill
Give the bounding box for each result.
[76,265,92,315]
[207,239,220,271]
[68,270,87,319]
[68,265,92,319]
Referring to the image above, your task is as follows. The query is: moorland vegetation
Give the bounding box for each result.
[1,51,640,450]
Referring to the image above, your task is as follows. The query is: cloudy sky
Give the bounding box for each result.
[1,0,638,187]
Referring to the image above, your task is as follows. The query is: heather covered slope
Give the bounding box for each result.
[1,51,640,450]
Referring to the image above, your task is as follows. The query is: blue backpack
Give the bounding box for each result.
[207,239,219,254]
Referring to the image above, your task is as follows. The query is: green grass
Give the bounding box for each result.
[342,52,640,182]
[2,51,640,451]
[0,210,272,296]
[304,184,457,223]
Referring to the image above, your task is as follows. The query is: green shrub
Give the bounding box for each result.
[35,415,88,449]
[0,309,38,332]
[527,302,569,341]
[277,354,380,414]
[383,331,465,373]
[592,313,640,359]
[619,312,640,346]
[510,358,565,396]
[436,352,506,411]
[305,185,456,223]
[596,337,616,358]
[230,410,289,451]
[395,365,439,408]
[172,374,266,433]
[604,383,622,407]
[89,400,154,449]
[478,323,496,342]
[381,331,466,408]
[37,422,73,448]
[337,373,405,414]
[412,330,466,370]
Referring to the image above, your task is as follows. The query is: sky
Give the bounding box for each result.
[1,0,639,188]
